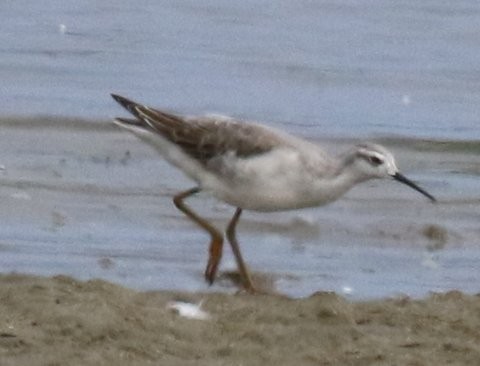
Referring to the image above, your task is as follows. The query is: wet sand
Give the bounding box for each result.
[1,273,479,365]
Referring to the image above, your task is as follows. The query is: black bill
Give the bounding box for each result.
[392,172,436,202]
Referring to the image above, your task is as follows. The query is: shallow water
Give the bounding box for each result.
[0,1,479,298]
[0,120,477,299]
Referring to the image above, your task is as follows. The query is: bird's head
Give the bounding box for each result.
[347,143,436,202]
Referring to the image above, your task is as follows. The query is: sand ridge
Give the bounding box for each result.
[0,274,479,365]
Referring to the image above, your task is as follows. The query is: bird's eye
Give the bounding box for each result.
[368,156,383,166]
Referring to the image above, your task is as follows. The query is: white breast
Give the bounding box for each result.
[204,147,338,211]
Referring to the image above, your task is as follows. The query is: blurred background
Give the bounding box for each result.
[2,0,480,138]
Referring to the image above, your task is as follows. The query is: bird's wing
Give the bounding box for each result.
[111,94,289,165]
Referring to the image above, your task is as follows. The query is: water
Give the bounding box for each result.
[2,0,480,138]
[0,1,479,298]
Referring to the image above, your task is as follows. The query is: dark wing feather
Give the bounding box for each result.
[111,94,285,165]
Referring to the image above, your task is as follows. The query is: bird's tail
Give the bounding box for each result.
[111,94,140,116]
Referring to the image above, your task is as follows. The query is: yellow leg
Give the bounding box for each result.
[226,208,256,293]
[173,188,223,284]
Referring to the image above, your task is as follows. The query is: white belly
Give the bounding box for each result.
[203,148,344,212]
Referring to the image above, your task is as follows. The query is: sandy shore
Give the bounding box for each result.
[0,274,479,365]
[0,118,478,364]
